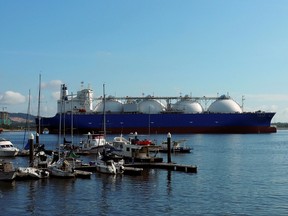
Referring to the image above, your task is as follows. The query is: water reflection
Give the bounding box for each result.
[0,181,16,198]
[166,170,172,196]
[97,174,119,215]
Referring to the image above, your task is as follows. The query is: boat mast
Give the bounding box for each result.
[71,92,74,144]
[103,84,106,138]
[23,89,31,149]
[37,74,41,143]
[58,84,64,155]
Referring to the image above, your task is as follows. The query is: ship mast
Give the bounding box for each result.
[103,84,106,137]
[241,95,245,112]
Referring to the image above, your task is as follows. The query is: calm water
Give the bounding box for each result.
[1,130,288,215]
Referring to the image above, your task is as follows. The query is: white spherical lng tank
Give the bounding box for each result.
[173,99,204,113]
[94,97,123,113]
[138,99,166,114]
[208,95,242,113]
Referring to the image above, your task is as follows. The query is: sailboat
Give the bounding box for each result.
[92,84,125,174]
[18,89,32,157]
[47,84,76,178]
[32,75,53,168]
[47,85,92,178]
[16,133,50,179]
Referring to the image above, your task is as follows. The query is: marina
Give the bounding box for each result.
[0,130,288,215]
[1,1,287,215]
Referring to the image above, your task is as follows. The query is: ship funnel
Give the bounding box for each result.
[60,84,68,101]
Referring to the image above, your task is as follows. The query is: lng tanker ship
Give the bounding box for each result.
[36,84,277,134]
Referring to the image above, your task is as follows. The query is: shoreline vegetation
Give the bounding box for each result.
[1,123,288,133]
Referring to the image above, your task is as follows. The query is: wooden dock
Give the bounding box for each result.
[74,165,144,176]
[124,162,197,173]
[75,163,196,174]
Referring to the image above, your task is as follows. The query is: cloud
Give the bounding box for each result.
[42,80,63,90]
[51,91,60,100]
[0,91,26,105]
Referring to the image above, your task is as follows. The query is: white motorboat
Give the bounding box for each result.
[93,152,124,174]
[95,158,117,174]
[76,132,107,155]
[16,167,49,179]
[0,138,19,157]
[109,135,163,163]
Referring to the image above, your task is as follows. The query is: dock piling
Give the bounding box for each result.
[29,133,34,166]
[167,132,172,163]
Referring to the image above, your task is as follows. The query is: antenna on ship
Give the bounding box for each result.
[241,95,245,112]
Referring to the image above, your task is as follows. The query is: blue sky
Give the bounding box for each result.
[1,0,288,122]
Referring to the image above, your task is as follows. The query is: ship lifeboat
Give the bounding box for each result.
[78,109,86,113]
[135,139,152,145]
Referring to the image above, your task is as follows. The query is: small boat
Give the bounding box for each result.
[93,152,124,174]
[76,132,107,155]
[0,160,17,181]
[47,158,75,178]
[0,138,19,157]
[64,151,92,178]
[129,132,154,145]
[42,128,49,134]
[158,140,192,153]
[33,150,53,168]
[95,159,116,174]
[109,135,163,163]
[73,169,92,178]
[16,167,49,179]
[17,149,30,157]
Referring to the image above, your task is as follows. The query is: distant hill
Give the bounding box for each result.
[1,113,37,129]
[9,113,36,123]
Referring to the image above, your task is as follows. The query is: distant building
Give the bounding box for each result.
[0,111,11,126]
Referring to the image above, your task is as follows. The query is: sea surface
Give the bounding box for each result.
[1,130,288,216]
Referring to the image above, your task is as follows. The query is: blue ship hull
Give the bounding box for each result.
[37,112,277,134]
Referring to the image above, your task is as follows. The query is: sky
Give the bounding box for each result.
[1,0,288,122]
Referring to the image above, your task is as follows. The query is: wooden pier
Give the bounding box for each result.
[74,162,197,174]
[124,162,197,173]
[74,165,144,176]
